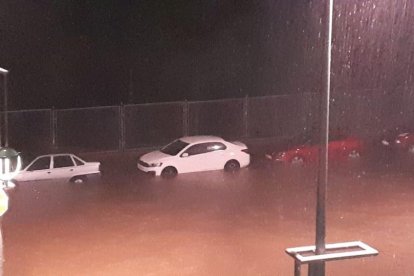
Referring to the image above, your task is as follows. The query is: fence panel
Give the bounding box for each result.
[7,109,52,154]
[56,106,120,152]
[124,102,184,148]
[330,87,414,139]
[5,90,414,154]
[188,98,244,139]
[247,94,315,139]
[381,87,414,132]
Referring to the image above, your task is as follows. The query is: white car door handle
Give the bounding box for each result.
[47,172,51,174]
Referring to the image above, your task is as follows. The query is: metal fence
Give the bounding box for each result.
[5,89,414,154]
[329,86,414,139]
[124,102,185,148]
[55,106,121,152]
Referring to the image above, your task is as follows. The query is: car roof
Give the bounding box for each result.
[179,135,225,144]
[35,153,76,158]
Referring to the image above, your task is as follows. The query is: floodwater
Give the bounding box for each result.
[3,151,414,275]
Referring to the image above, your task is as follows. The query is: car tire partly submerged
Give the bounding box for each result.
[348,150,361,160]
[70,175,88,184]
[161,166,178,178]
[290,156,304,166]
[224,160,240,172]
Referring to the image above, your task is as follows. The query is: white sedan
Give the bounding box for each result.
[137,136,250,177]
[13,153,101,184]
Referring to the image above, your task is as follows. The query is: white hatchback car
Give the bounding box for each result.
[13,154,101,184]
[137,136,250,177]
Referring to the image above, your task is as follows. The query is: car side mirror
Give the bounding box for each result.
[181,152,189,158]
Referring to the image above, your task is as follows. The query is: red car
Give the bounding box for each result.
[265,132,364,165]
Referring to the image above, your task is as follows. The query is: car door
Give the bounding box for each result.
[328,133,347,160]
[178,142,227,173]
[22,156,53,181]
[51,155,76,179]
[71,155,99,176]
[299,140,319,162]
[175,143,209,173]
[203,142,228,170]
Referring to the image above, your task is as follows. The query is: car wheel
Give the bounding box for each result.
[70,175,88,184]
[161,166,177,178]
[348,150,360,159]
[224,160,240,172]
[290,156,304,165]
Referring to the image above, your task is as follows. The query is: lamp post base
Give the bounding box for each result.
[286,241,378,276]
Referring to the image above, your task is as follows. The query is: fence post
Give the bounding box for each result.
[119,103,125,151]
[243,95,249,138]
[51,107,57,151]
[183,100,189,136]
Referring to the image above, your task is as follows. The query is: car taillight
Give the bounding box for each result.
[241,149,250,154]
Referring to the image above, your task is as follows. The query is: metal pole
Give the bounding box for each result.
[3,74,7,148]
[51,107,57,150]
[309,0,333,275]
[128,69,133,104]
[0,68,8,276]
[243,95,249,137]
[119,104,125,151]
[0,68,9,148]
[183,100,189,136]
[294,260,301,276]
[0,76,2,147]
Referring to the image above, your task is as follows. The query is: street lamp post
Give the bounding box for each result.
[285,1,378,275]
[0,67,8,148]
[308,0,334,275]
[0,67,19,276]
[0,67,8,276]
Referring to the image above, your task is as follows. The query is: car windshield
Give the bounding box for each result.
[160,140,189,156]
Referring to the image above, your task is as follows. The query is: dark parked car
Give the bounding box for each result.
[376,126,414,153]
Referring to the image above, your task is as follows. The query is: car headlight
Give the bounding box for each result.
[149,162,163,167]
[275,152,287,160]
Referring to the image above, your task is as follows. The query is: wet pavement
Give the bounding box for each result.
[3,151,414,275]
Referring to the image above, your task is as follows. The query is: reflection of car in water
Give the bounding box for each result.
[265,132,364,165]
[13,154,101,184]
[137,136,250,177]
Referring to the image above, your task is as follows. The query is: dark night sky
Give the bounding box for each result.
[1,0,283,109]
[1,1,414,110]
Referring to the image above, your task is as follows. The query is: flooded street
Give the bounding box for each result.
[2,1,414,275]
[3,152,414,275]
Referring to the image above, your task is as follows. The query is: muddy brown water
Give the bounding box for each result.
[3,151,414,275]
